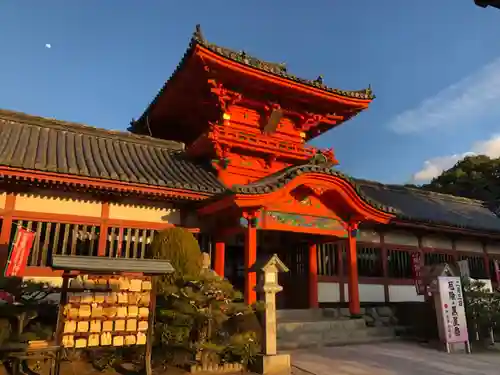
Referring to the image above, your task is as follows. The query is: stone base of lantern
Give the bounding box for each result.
[250,353,291,375]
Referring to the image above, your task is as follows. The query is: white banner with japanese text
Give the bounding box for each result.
[437,276,468,344]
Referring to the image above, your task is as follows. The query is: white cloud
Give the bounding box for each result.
[387,57,500,134]
[412,134,500,182]
[45,43,51,49]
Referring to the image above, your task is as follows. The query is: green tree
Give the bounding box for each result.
[148,228,261,368]
[463,278,500,343]
[422,155,500,201]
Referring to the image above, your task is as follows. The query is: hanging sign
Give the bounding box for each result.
[457,260,470,279]
[437,276,468,344]
[411,252,425,295]
[494,260,500,284]
[5,228,35,277]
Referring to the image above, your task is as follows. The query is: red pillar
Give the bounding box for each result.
[214,241,225,277]
[244,217,257,305]
[309,243,319,309]
[347,224,360,316]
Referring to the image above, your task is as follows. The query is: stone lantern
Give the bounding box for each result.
[251,254,290,375]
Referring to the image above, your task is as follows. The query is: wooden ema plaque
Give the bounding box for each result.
[60,275,152,349]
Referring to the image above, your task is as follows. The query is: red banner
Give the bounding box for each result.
[5,228,35,277]
[411,252,425,295]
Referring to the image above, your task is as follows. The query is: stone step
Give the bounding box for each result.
[277,309,324,322]
[277,317,367,337]
[280,334,399,350]
[276,314,397,350]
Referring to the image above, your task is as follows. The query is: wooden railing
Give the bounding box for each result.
[12,219,100,267]
[317,240,492,283]
[5,218,212,275]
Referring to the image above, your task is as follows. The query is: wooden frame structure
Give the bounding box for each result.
[50,255,174,375]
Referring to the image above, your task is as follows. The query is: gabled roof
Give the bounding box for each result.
[0,109,225,195]
[133,25,373,132]
[230,163,397,215]
[191,25,374,100]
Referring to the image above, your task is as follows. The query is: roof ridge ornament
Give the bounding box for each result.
[193,24,206,44]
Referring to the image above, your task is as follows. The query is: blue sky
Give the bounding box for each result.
[1,1,499,184]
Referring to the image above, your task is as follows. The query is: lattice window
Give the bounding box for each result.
[387,249,413,279]
[424,252,453,266]
[12,220,100,267]
[104,229,214,260]
[458,254,487,279]
[317,242,340,276]
[356,245,383,277]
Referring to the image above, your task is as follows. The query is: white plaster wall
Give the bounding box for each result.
[422,235,453,249]
[109,203,180,224]
[358,229,380,243]
[455,239,483,253]
[384,231,418,246]
[318,282,341,303]
[486,242,500,254]
[319,283,385,303]
[388,285,425,302]
[357,284,385,302]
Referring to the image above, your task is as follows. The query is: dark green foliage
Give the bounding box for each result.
[147,227,202,278]
[155,272,261,367]
[148,227,262,368]
[462,278,500,341]
[422,155,500,201]
[0,277,56,346]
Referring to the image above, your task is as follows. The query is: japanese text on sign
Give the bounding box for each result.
[411,252,425,295]
[438,276,468,344]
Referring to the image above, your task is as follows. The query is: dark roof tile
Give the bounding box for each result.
[356,180,500,233]
[192,25,374,100]
[0,109,226,195]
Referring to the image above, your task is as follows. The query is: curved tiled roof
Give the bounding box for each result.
[230,163,397,214]
[0,109,225,194]
[355,179,500,233]
[132,25,373,132]
[191,25,374,100]
[229,164,500,233]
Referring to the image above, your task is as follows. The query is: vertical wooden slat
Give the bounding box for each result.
[41,222,52,267]
[125,228,132,259]
[53,223,61,256]
[97,202,110,257]
[61,224,70,255]
[108,227,116,258]
[31,222,43,266]
[70,224,79,255]
[0,193,16,270]
[140,229,147,258]
[144,229,155,259]
[89,226,96,256]
[132,229,140,259]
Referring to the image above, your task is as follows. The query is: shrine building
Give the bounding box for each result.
[0,26,499,316]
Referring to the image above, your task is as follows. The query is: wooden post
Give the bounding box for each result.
[214,241,225,277]
[308,243,318,308]
[0,193,16,271]
[97,202,110,256]
[244,212,258,305]
[347,224,360,316]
